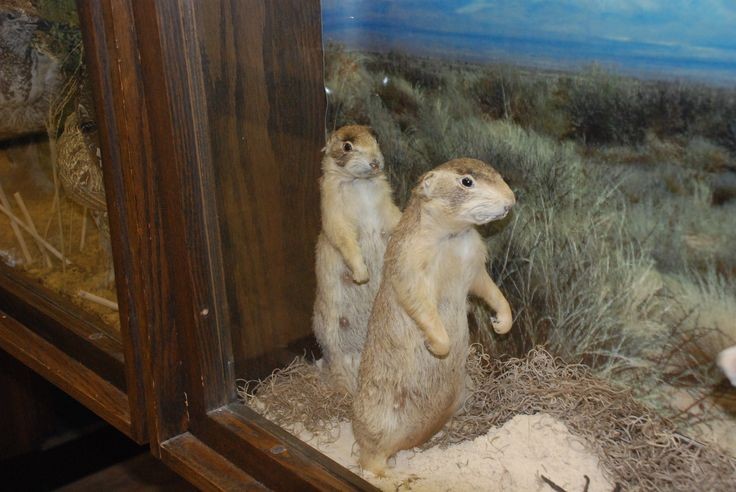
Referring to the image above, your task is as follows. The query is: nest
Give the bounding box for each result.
[238,347,736,491]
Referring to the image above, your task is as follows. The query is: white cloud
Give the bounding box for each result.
[456,1,494,14]
[456,0,665,16]
[584,0,661,13]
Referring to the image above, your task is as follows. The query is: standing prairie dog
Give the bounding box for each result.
[353,158,515,475]
[313,125,401,394]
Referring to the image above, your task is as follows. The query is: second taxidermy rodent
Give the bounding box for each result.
[313,125,401,394]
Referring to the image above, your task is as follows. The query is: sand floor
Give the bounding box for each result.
[297,414,612,492]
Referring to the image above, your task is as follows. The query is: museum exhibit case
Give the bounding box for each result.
[1,0,735,490]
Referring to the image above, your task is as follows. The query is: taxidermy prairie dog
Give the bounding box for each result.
[353,158,515,475]
[313,125,401,394]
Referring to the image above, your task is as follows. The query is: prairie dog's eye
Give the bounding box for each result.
[342,141,353,152]
[461,176,474,188]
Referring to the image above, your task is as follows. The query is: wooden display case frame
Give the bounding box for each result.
[0,0,374,489]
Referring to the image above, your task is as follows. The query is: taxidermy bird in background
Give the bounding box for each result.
[0,6,61,140]
[57,104,110,242]
[58,104,114,287]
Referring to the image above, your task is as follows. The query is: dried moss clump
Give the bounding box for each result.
[237,360,352,444]
[238,347,736,491]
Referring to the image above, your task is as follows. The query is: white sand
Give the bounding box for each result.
[298,413,613,491]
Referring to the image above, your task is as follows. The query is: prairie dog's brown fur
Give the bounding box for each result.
[313,125,401,394]
[353,158,515,475]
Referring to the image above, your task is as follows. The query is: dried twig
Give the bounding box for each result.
[0,180,33,264]
[0,202,70,264]
[540,475,567,492]
[66,198,74,259]
[42,191,59,238]
[80,207,88,251]
[77,290,118,311]
[14,192,52,267]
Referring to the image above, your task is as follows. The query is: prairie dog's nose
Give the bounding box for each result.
[370,160,380,170]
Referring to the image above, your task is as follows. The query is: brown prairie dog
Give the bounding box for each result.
[353,158,515,475]
[313,125,402,394]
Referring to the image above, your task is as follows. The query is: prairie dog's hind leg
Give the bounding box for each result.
[328,351,360,394]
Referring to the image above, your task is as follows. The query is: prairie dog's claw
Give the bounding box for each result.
[352,262,369,284]
[424,332,450,358]
[491,314,512,334]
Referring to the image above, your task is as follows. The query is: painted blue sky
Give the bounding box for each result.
[321,0,736,84]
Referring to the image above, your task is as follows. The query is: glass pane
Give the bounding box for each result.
[0,2,119,332]
[239,1,736,490]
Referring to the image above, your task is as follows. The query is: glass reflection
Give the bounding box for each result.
[0,1,118,330]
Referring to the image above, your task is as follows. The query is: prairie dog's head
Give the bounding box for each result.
[415,158,515,227]
[322,125,384,178]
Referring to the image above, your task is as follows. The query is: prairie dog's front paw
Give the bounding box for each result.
[351,261,369,285]
[424,329,450,358]
[491,313,512,334]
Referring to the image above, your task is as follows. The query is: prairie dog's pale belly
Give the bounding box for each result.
[427,231,485,351]
[432,231,485,300]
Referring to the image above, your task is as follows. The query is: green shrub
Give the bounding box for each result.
[560,67,651,145]
[471,67,564,136]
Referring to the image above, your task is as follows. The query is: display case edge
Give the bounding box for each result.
[0,309,133,438]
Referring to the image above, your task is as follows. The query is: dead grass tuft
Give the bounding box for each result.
[239,347,736,491]
[236,359,351,444]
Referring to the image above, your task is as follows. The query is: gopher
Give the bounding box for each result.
[313,125,401,394]
[353,158,515,475]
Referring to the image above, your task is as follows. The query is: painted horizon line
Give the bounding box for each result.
[324,22,736,87]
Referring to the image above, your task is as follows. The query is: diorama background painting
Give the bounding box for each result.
[320,0,736,452]
[322,0,736,84]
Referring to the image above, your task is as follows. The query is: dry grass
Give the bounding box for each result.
[237,359,351,444]
[239,347,736,491]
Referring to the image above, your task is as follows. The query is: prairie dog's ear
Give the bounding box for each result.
[418,171,436,198]
[322,131,338,153]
